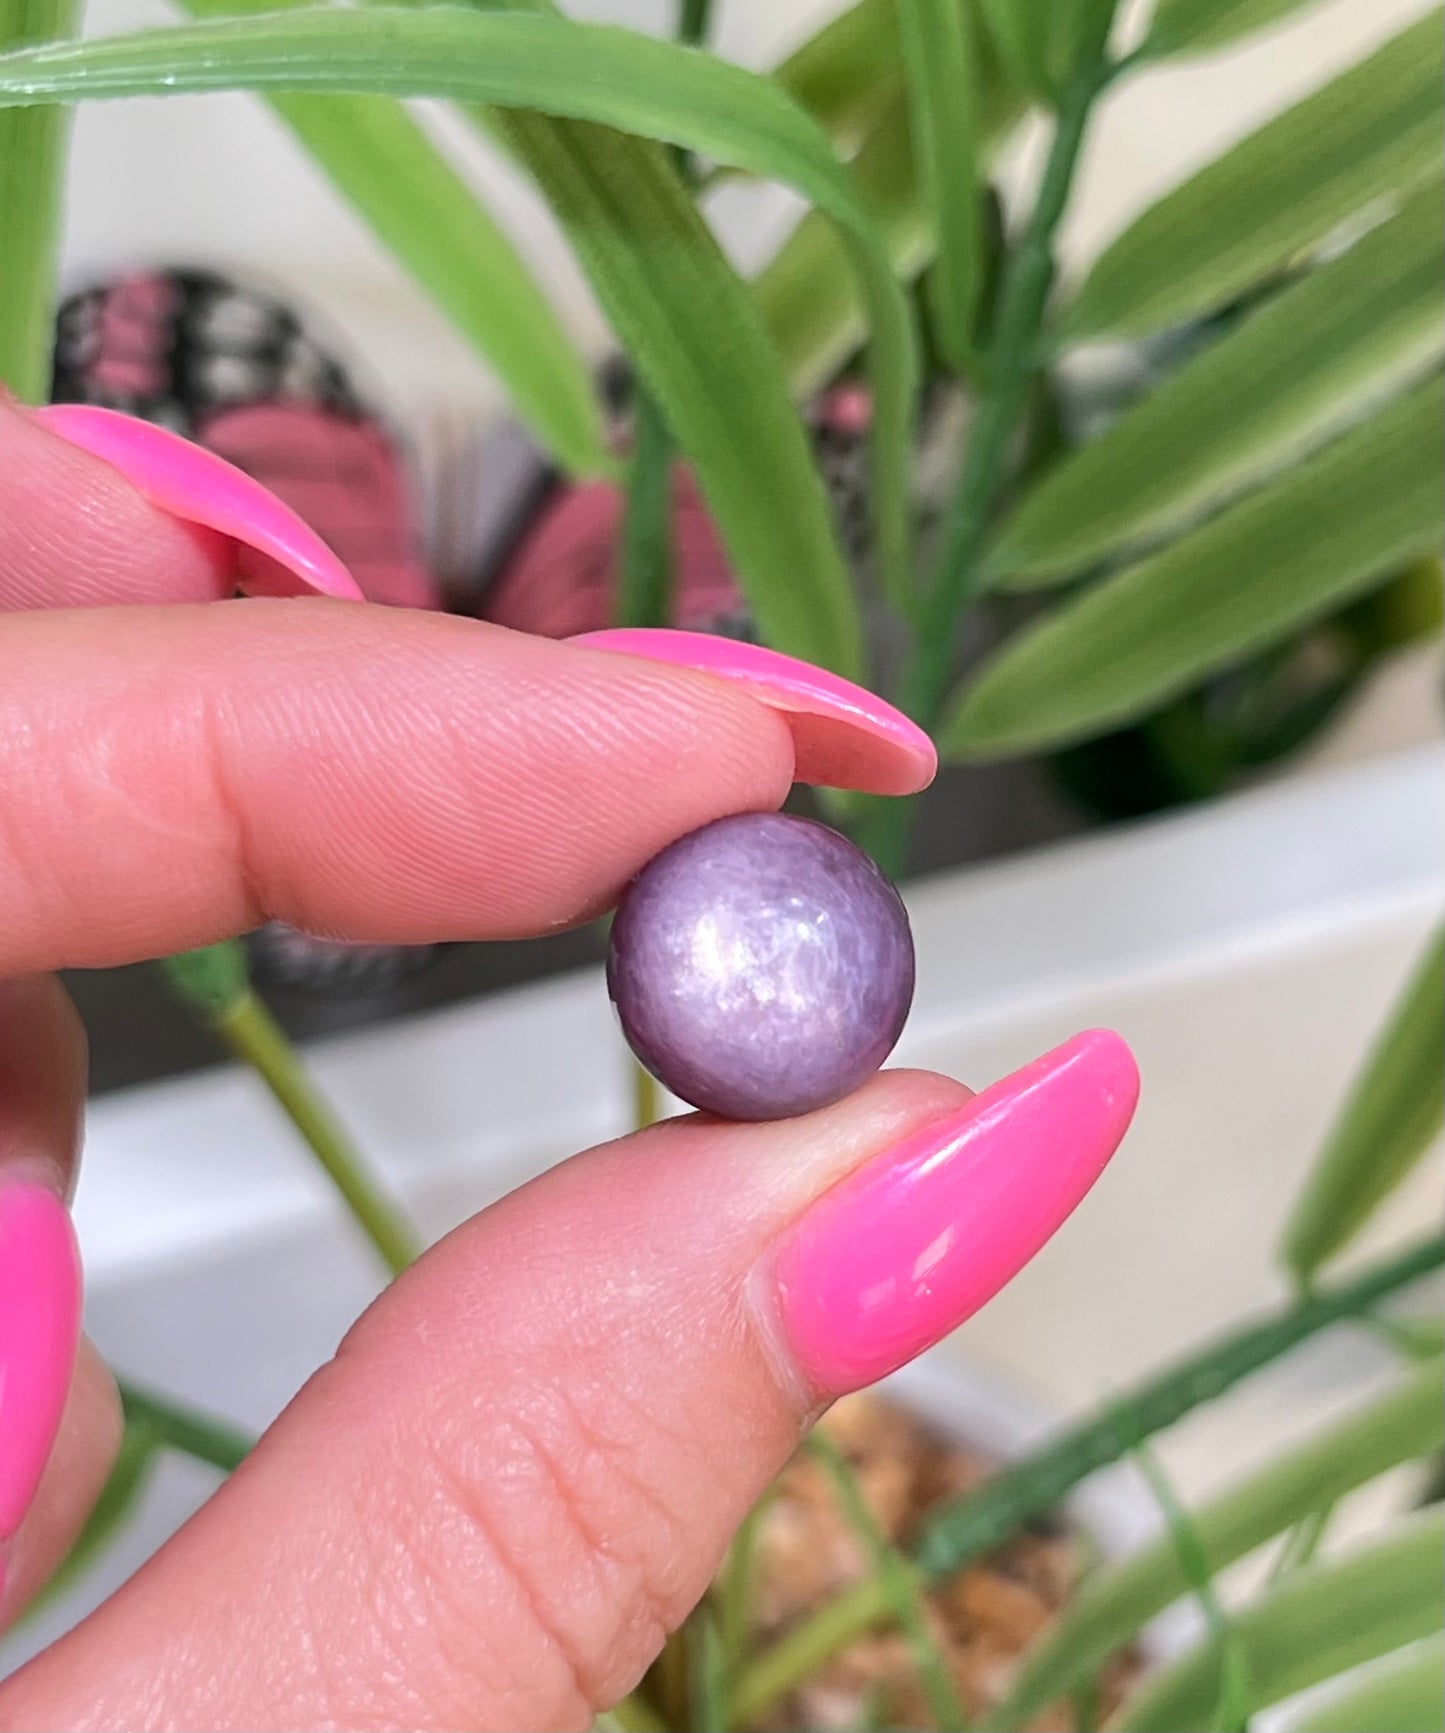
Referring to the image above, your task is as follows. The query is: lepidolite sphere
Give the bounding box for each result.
[608,812,915,1121]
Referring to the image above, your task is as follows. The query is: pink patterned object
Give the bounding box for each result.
[484,468,747,639]
[573,627,937,797]
[201,403,438,610]
[49,267,439,610]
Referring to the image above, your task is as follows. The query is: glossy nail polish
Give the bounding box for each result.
[773,1031,1139,1395]
[571,627,937,797]
[33,403,363,601]
[0,1185,81,1536]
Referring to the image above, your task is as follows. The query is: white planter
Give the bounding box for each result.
[8,747,1442,1673]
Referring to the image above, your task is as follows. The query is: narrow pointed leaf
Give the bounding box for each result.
[944,374,1445,759]
[1144,0,1327,58]
[975,0,1055,100]
[757,54,1024,401]
[0,7,919,671]
[995,182,1445,583]
[774,0,903,148]
[177,0,607,476]
[758,96,925,401]
[1111,1508,1445,1731]
[897,0,983,374]
[1291,1636,1445,1733]
[1282,927,1445,1284]
[985,1362,1445,1730]
[0,0,76,402]
[1065,12,1445,340]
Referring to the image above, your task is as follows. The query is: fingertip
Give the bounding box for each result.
[31,405,363,601]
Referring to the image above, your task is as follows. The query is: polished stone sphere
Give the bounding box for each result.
[608,812,915,1121]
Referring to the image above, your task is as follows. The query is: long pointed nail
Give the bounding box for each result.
[33,404,363,601]
[771,1031,1139,1395]
[571,628,937,797]
[0,1185,81,1537]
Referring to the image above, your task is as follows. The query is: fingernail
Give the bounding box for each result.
[0,1185,81,1537]
[31,404,364,602]
[571,627,937,797]
[771,1031,1139,1395]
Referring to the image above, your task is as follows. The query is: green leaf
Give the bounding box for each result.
[809,1430,969,1732]
[773,0,903,149]
[1133,1442,1251,1733]
[617,389,673,630]
[896,0,983,374]
[756,96,925,399]
[983,1362,1445,1731]
[1111,1507,1445,1731]
[756,45,1025,400]
[976,0,1116,102]
[0,0,77,402]
[507,113,873,663]
[944,374,1445,760]
[1291,1635,1445,1733]
[732,1236,1445,1728]
[1143,0,1327,59]
[1282,928,1445,1284]
[0,6,917,672]
[172,0,607,478]
[975,0,1056,100]
[995,181,1445,584]
[1065,11,1445,341]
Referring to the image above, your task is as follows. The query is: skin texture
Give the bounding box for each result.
[0,399,1137,1731]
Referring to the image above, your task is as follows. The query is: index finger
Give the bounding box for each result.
[0,601,796,974]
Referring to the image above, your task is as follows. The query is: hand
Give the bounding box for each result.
[0,400,1137,1731]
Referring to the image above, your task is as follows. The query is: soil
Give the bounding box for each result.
[746,1393,1140,1732]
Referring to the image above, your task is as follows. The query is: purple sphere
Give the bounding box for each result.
[608,812,915,1121]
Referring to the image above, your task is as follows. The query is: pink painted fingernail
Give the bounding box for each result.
[772,1031,1139,1395]
[571,627,937,797]
[0,1185,82,1536]
[32,404,364,602]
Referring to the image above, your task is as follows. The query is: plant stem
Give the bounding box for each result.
[117,1380,256,1473]
[617,387,674,630]
[730,1233,1444,1723]
[632,1058,662,1131]
[901,49,1109,735]
[212,988,421,1276]
[677,0,710,47]
[810,1432,968,1731]
[858,38,1114,877]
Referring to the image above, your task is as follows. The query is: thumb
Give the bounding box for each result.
[5,1035,1136,1733]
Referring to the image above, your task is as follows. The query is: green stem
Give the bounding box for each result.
[617,387,674,630]
[677,0,710,47]
[718,1487,769,1675]
[730,1233,1444,1724]
[632,1058,662,1131]
[901,49,1110,734]
[212,988,421,1276]
[0,0,76,402]
[118,1380,256,1473]
[809,1432,968,1731]
[859,40,1114,876]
